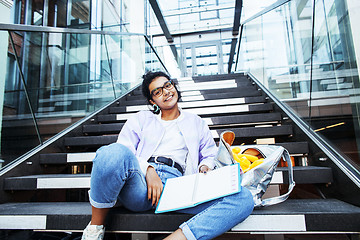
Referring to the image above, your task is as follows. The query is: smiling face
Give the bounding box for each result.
[149,76,179,111]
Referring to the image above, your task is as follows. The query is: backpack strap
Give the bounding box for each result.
[259,148,295,207]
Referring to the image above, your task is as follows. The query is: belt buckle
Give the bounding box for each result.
[154,156,161,164]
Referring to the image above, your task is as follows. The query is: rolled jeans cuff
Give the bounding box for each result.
[88,190,117,209]
[180,222,196,240]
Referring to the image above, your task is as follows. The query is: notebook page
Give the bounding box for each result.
[194,164,240,203]
[156,174,197,212]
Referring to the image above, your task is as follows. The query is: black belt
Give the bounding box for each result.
[148,156,183,174]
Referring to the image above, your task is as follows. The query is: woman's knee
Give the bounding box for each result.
[93,143,134,171]
[243,187,255,209]
[229,188,254,215]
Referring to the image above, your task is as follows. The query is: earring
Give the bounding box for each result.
[153,104,160,114]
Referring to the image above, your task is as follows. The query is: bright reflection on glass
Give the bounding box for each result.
[236,0,360,167]
[0,29,166,169]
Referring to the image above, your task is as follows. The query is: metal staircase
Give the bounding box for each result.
[0,73,359,239]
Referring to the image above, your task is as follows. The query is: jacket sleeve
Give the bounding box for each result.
[198,118,217,170]
[116,113,141,153]
[116,112,152,174]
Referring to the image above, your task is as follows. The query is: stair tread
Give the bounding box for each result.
[110,103,273,117]
[0,199,355,216]
[213,125,293,138]
[65,125,292,147]
[0,199,359,232]
[130,79,256,96]
[65,124,294,147]
[113,101,269,114]
[4,166,333,190]
[40,141,308,164]
[98,112,280,124]
[64,135,117,146]
[86,113,282,134]
[120,96,267,108]
[127,88,261,101]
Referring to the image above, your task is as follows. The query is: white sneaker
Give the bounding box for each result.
[81,222,105,240]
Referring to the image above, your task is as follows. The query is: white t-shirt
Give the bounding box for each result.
[152,113,188,172]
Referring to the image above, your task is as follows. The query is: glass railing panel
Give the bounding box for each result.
[236,0,360,168]
[309,0,360,164]
[151,1,234,35]
[0,26,167,169]
[237,0,313,119]
[1,89,41,167]
[101,34,147,98]
[145,43,173,74]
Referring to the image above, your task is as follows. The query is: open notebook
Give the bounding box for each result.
[155,163,241,213]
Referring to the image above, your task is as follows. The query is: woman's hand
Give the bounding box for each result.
[145,166,163,206]
[199,165,211,174]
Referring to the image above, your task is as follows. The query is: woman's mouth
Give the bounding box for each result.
[164,94,173,102]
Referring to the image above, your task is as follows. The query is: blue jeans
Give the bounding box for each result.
[89,143,254,240]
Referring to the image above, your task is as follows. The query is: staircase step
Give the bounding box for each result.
[83,123,125,135]
[275,142,309,155]
[178,78,253,87]
[40,142,308,165]
[64,135,117,147]
[181,90,263,101]
[65,125,291,147]
[98,112,280,125]
[131,79,254,96]
[40,152,96,164]
[191,73,246,81]
[4,174,90,190]
[276,166,333,184]
[126,87,260,101]
[204,112,281,127]
[213,125,293,139]
[123,97,266,113]
[120,95,266,107]
[110,103,273,120]
[87,113,281,135]
[1,199,358,232]
[4,166,332,190]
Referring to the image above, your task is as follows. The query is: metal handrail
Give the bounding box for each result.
[234,0,360,188]
[0,23,170,173]
[8,31,42,145]
[0,83,142,176]
[233,0,291,72]
[144,36,169,74]
[246,71,360,188]
[0,23,144,36]
[0,23,169,74]
[240,0,291,25]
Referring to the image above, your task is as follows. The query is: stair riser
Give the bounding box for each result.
[1,200,359,232]
[130,79,254,96]
[110,103,273,116]
[127,87,260,101]
[40,142,308,165]
[3,167,332,190]
[119,96,266,107]
[64,125,292,147]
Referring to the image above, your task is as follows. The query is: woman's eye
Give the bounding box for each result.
[153,89,161,96]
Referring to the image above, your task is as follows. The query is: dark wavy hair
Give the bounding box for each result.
[141,71,181,114]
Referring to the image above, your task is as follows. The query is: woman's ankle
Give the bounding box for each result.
[90,206,110,225]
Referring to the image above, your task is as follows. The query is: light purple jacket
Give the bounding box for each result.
[116,110,217,175]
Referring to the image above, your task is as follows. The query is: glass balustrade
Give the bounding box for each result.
[0,25,167,169]
[235,0,360,169]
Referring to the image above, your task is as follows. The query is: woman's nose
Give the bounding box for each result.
[163,88,170,96]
